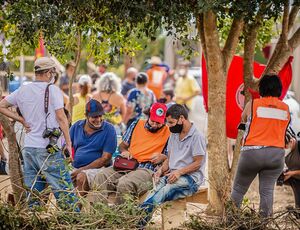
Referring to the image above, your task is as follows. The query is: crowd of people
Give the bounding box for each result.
[0,56,299,225]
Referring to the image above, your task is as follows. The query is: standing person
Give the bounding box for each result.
[71,99,117,196]
[121,67,138,97]
[231,74,291,217]
[0,57,77,208]
[124,72,156,127]
[59,60,76,95]
[98,64,107,76]
[69,75,92,124]
[140,104,206,223]
[159,89,176,109]
[174,60,200,111]
[146,56,168,99]
[92,72,126,135]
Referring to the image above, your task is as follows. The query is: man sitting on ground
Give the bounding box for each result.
[93,102,170,204]
[141,104,206,221]
[70,99,117,195]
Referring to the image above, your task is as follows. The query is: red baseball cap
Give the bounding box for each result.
[149,103,167,124]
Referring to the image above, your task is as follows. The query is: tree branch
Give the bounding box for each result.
[288,5,300,32]
[289,26,300,50]
[222,18,244,72]
[281,0,290,42]
[243,23,260,100]
[203,10,222,62]
[196,13,207,59]
[68,30,82,118]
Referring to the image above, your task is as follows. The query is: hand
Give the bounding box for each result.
[20,118,31,133]
[166,170,182,184]
[66,143,73,160]
[151,153,167,165]
[287,138,297,150]
[121,151,132,159]
[71,169,82,181]
[284,171,295,181]
[153,168,162,184]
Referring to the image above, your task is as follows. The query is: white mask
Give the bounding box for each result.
[178,69,186,77]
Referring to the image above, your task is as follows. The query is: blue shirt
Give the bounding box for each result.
[121,80,135,96]
[70,120,117,168]
[127,88,155,121]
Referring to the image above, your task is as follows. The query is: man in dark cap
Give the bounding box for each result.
[70,99,117,195]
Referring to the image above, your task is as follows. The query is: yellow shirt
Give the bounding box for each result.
[175,76,200,109]
[72,93,91,124]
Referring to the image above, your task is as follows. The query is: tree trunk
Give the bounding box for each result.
[68,31,82,118]
[203,11,230,215]
[232,22,260,179]
[0,115,24,202]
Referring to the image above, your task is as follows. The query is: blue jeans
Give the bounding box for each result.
[141,174,198,214]
[22,147,78,209]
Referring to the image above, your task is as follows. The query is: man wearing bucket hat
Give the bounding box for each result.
[70,99,117,196]
[0,57,78,208]
[93,102,170,204]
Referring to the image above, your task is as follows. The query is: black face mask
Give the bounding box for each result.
[158,98,167,103]
[145,121,163,133]
[169,120,183,133]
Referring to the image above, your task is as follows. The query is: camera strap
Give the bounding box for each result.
[44,83,53,129]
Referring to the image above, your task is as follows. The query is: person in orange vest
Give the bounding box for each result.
[231,74,291,217]
[92,102,170,204]
[146,56,168,99]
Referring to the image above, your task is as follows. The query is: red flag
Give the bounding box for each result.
[35,38,45,58]
[202,55,293,139]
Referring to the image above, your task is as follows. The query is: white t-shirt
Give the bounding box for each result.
[6,82,64,148]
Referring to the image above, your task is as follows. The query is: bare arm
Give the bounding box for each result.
[0,99,24,123]
[119,141,129,153]
[241,101,252,123]
[167,155,204,184]
[79,152,112,170]
[123,105,134,124]
[0,99,29,131]
[183,89,200,102]
[119,98,127,121]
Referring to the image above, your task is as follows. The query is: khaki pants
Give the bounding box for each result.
[92,167,153,204]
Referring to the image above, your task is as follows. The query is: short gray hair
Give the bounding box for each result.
[96,72,121,93]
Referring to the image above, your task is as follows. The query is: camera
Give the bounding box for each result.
[42,128,62,153]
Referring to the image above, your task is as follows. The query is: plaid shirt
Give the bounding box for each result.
[122,119,168,171]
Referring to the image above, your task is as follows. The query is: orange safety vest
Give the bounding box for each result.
[244,97,290,148]
[129,120,170,162]
[146,66,167,99]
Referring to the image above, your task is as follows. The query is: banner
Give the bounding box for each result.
[202,56,293,139]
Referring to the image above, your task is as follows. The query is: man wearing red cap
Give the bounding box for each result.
[93,102,170,204]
